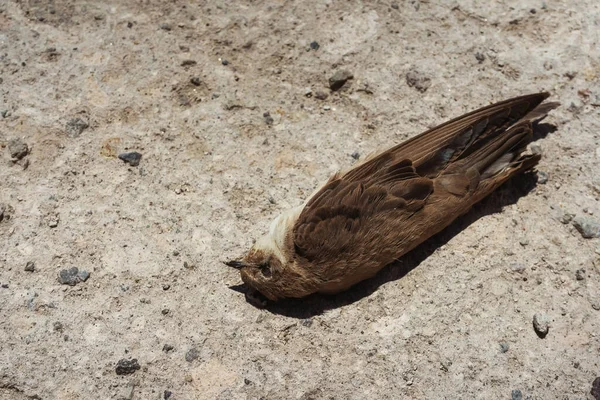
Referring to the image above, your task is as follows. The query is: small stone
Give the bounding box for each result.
[499,343,509,353]
[572,216,600,238]
[328,70,354,91]
[181,59,197,66]
[48,215,59,228]
[592,301,600,311]
[118,152,142,167]
[391,3,399,9]
[58,267,90,285]
[53,321,64,332]
[510,262,526,274]
[263,112,274,125]
[351,151,360,160]
[537,171,548,184]
[162,308,170,315]
[559,212,574,224]
[185,347,199,362]
[406,69,431,93]
[511,389,523,400]
[314,91,328,100]
[519,238,529,246]
[575,269,585,280]
[164,390,173,400]
[183,261,195,269]
[127,21,133,28]
[162,344,174,353]
[190,77,201,86]
[65,118,89,137]
[221,59,229,66]
[323,105,331,111]
[309,41,320,50]
[162,284,170,290]
[530,144,543,155]
[160,23,172,31]
[115,358,140,375]
[474,52,485,63]
[0,204,4,221]
[533,313,550,338]
[24,261,35,272]
[439,358,452,372]
[300,318,313,327]
[8,138,29,160]
[1,110,11,118]
[592,377,600,400]
[244,378,252,385]
[304,88,313,97]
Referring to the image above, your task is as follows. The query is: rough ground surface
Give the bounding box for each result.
[1,1,599,399]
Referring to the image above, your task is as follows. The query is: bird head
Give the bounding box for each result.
[224,206,316,306]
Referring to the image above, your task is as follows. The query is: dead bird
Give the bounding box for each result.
[225,93,559,307]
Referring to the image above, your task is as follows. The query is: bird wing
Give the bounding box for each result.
[292,93,556,273]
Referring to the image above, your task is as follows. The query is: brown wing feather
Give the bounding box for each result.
[292,93,556,290]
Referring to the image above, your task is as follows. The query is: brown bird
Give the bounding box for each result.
[226,93,559,307]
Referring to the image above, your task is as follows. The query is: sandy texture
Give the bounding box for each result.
[1,0,599,399]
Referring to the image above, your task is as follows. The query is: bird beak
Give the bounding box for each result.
[223,260,247,269]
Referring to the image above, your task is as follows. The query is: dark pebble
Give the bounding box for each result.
[263,112,274,125]
[24,261,35,272]
[53,321,64,332]
[185,347,199,362]
[1,283,8,288]
[511,389,523,400]
[406,69,431,93]
[572,216,600,238]
[351,151,360,160]
[181,59,197,66]
[244,378,252,385]
[118,152,142,167]
[162,308,170,315]
[164,390,173,399]
[329,70,354,91]
[190,77,201,86]
[162,344,174,353]
[162,284,170,291]
[221,59,229,66]
[160,23,172,31]
[475,52,485,63]
[391,3,399,9]
[58,267,90,285]
[314,91,328,100]
[592,377,600,400]
[65,118,89,138]
[8,138,29,160]
[309,41,320,50]
[127,21,133,28]
[115,358,140,375]
[576,269,585,280]
[499,343,509,353]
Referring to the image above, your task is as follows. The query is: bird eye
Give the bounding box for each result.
[259,262,272,278]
